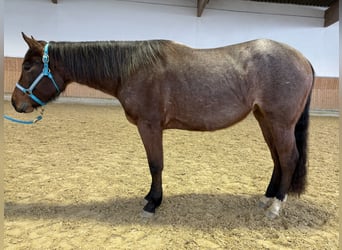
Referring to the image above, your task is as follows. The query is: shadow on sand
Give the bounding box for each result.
[5,193,331,230]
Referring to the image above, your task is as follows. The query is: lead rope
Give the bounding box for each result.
[4,108,45,125]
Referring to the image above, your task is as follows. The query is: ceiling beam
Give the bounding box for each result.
[324,0,339,27]
[197,0,209,17]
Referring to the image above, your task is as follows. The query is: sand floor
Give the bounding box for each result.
[4,101,339,249]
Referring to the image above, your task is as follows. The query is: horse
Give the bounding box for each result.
[11,33,314,219]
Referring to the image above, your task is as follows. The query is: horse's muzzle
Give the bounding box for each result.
[11,98,34,113]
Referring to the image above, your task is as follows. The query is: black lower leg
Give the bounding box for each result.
[265,168,281,198]
[143,188,163,213]
[143,161,163,213]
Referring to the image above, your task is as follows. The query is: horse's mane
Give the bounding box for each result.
[49,40,170,83]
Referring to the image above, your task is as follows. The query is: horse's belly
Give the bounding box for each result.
[164,104,251,131]
[163,77,253,131]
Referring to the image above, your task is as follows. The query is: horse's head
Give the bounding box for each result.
[11,33,64,113]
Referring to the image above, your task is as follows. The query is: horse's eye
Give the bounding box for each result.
[23,62,31,71]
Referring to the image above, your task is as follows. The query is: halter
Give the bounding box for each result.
[4,43,59,125]
[15,43,60,106]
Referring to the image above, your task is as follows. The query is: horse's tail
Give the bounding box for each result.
[290,64,314,195]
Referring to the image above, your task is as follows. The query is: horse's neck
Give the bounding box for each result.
[52,42,121,97]
[52,40,166,98]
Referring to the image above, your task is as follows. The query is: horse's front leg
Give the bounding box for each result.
[137,120,164,215]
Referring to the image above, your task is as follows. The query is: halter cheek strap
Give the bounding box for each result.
[15,43,60,106]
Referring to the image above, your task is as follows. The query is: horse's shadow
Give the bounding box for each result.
[5,193,332,230]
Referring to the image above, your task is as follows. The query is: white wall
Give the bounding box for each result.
[4,0,339,77]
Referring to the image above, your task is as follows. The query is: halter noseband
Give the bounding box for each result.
[15,43,60,106]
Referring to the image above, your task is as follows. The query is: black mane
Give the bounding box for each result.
[49,40,169,83]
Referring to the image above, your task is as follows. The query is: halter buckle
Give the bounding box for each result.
[42,54,49,64]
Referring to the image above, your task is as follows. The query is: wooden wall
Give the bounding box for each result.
[310,77,339,110]
[4,57,339,110]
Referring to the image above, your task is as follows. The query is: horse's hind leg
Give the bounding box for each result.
[137,120,164,216]
[254,110,281,208]
[254,109,298,218]
[266,125,298,219]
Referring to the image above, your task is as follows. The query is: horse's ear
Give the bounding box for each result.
[21,32,42,49]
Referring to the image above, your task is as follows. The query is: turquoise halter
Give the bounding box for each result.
[15,43,60,106]
[4,43,59,124]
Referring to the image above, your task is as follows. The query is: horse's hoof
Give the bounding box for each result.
[258,196,272,209]
[141,210,155,218]
[265,209,279,219]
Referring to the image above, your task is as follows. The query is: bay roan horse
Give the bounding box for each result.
[11,33,314,219]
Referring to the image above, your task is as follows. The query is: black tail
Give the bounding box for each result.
[290,66,314,195]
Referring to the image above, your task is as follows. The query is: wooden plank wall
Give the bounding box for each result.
[4,57,339,110]
[311,77,339,110]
